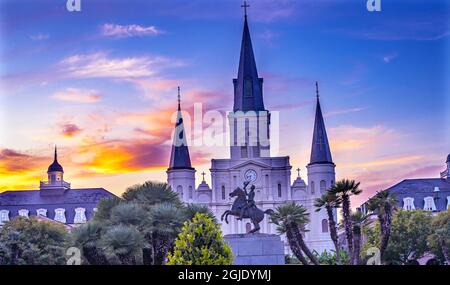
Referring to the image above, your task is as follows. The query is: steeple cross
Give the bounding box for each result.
[201,171,206,181]
[296,168,301,178]
[241,1,250,17]
[316,81,320,100]
[177,86,181,111]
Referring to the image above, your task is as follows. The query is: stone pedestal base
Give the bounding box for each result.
[224,233,285,265]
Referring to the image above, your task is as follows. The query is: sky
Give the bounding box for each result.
[0,0,449,207]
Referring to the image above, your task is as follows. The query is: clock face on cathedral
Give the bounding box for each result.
[244,169,257,183]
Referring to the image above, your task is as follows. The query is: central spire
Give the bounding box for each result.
[233,4,265,112]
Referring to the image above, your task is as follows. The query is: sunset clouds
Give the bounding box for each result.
[0,0,447,205]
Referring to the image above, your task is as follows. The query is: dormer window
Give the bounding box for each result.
[403,197,415,210]
[74,208,87,224]
[18,209,29,217]
[0,210,9,224]
[36,208,47,217]
[423,197,436,211]
[54,208,66,223]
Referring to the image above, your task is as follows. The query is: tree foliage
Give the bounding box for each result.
[0,217,68,265]
[427,210,450,264]
[167,213,232,265]
[363,210,432,264]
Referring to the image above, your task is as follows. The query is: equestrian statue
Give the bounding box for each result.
[221,181,274,234]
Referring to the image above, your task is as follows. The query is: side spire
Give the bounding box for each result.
[309,82,333,165]
[168,87,193,170]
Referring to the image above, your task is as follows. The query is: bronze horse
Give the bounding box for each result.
[221,187,274,234]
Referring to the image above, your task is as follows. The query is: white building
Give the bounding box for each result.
[167,13,336,253]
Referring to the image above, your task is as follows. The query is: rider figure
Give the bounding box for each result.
[238,184,256,220]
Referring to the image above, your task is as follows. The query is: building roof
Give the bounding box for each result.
[309,82,333,166]
[233,15,265,112]
[168,87,193,170]
[447,153,450,163]
[0,188,112,206]
[47,146,63,173]
[0,188,114,224]
[362,178,450,213]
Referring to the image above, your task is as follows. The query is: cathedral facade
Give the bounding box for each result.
[167,14,335,253]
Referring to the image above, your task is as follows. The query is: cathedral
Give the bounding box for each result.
[167,13,336,253]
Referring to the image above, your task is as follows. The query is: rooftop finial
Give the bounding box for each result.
[54,145,58,162]
[201,171,206,182]
[296,168,301,178]
[316,81,320,100]
[177,86,181,111]
[241,0,250,18]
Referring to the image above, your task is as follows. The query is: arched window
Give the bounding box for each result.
[74,207,87,224]
[176,185,183,197]
[320,180,327,194]
[245,223,252,233]
[221,185,226,200]
[18,209,29,218]
[277,183,282,198]
[54,208,66,223]
[0,210,10,224]
[188,186,193,200]
[36,208,47,217]
[310,181,315,194]
[322,219,329,233]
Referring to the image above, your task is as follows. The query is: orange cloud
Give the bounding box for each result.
[0,149,48,190]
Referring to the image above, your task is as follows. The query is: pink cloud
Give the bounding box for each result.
[52,88,101,103]
[61,123,82,138]
[101,23,163,38]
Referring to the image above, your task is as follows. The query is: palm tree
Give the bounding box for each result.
[329,179,362,258]
[101,225,143,265]
[270,203,319,265]
[185,203,216,223]
[122,181,182,208]
[147,203,186,265]
[314,191,342,264]
[71,221,110,265]
[367,190,397,261]
[93,196,122,222]
[350,210,369,265]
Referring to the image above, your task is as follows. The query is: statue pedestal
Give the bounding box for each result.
[224,233,285,265]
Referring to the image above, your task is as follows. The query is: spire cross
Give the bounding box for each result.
[201,171,206,181]
[177,86,181,111]
[241,1,250,17]
[315,81,320,100]
[296,168,301,178]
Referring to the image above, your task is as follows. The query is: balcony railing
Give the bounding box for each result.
[40,181,71,189]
